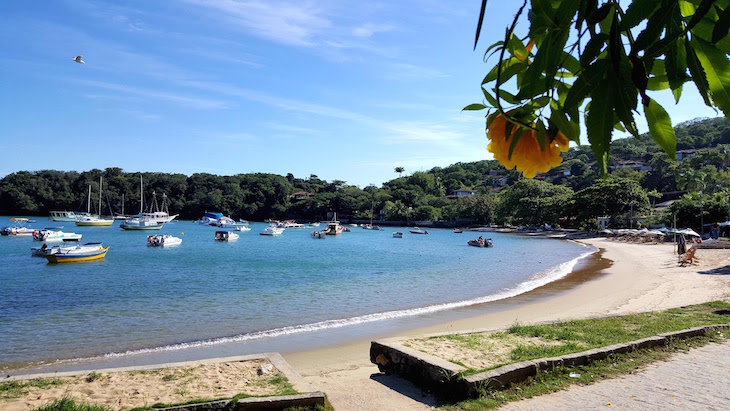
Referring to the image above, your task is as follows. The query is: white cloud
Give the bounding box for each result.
[74,79,229,110]
[352,22,395,38]
[382,63,449,81]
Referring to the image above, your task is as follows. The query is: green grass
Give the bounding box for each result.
[32,397,111,411]
[441,333,723,410]
[432,301,730,375]
[0,378,66,400]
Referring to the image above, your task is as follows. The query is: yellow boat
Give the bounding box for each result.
[45,244,109,263]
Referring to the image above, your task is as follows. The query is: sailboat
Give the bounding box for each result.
[324,212,344,235]
[142,191,179,224]
[120,176,163,230]
[362,202,381,230]
[75,177,114,226]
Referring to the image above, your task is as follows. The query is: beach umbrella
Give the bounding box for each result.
[648,230,665,236]
[679,228,700,237]
[638,228,650,235]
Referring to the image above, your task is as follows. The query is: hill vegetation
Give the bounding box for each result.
[1,118,729,231]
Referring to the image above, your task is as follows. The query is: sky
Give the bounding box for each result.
[0,1,722,188]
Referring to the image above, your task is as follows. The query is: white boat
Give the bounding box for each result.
[32,228,82,242]
[215,231,239,241]
[120,216,163,230]
[1,218,35,236]
[49,211,77,222]
[142,191,179,223]
[468,237,493,248]
[393,231,403,238]
[362,202,381,230]
[311,222,321,227]
[147,234,182,247]
[323,213,344,236]
[311,230,326,239]
[453,228,463,233]
[260,225,285,236]
[349,223,358,227]
[43,242,109,263]
[75,178,114,226]
[277,220,305,229]
[409,227,429,234]
[217,216,250,231]
[197,212,224,225]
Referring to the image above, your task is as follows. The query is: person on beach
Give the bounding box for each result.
[677,234,686,255]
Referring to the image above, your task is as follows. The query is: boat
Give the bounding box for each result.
[142,191,179,223]
[311,230,326,239]
[260,225,285,236]
[44,242,109,263]
[324,213,344,236]
[468,237,493,248]
[311,222,320,227]
[32,228,82,242]
[453,228,463,234]
[215,231,239,241]
[197,212,224,225]
[120,216,163,230]
[393,231,403,238]
[349,223,358,227]
[409,227,429,234]
[75,177,114,226]
[277,220,305,229]
[217,216,250,231]
[1,218,35,236]
[147,234,182,247]
[49,211,78,222]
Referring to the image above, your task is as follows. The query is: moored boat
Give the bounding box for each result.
[217,216,250,231]
[260,225,284,236]
[75,177,114,227]
[393,231,403,238]
[215,231,239,241]
[49,211,78,222]
[1,218,35,236]
[197,212,224,225]
[409,227,429,234]
[120,216,163,230]
[32,228,82,242]
[453,228,463,233]
[44,242,109,263]
[324,213,344,235]
[147,234,182,247]
[468,237,493,248]
[142,191,179,223]
[311,230,326,239]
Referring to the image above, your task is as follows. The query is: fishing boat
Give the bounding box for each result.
[44,242,109,263]
[324,213,344,236]
[142,191,179,223]
[260,225,284,236]
[49,211,78,222]
[32,228,82,242]
[467,237,493,248]
[215,231,239,241]
[75,177,114,226]
[392,231,403,238]
[147,234,182,247]
[409,227,429,234]
[1,218,35,236]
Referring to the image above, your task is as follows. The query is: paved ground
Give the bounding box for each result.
[500,340,730,411]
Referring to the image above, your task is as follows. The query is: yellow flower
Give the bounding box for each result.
[486,112,569,178]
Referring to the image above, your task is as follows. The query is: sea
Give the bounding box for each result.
[0,217,595,373]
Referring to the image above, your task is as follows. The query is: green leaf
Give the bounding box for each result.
[647,76,670,90]
[644,98,677,158]
[581,33,607,67]
[685,38,714,106]
[474,0,489,50]
[586,85,614,176]
[712,5,730,43]
[507,33,528,61]
[622,0,660,29]
[463,103,487,111]
[633,3,675,55]
[666,37,689,103]
[482,87,498,107]
[564,59,608,112]
[497,89,520,105]
[535,120,547,152]
[482,57,524,85]
[550,102,580,143]
[691,36,730,117]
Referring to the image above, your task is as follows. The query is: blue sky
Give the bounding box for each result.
[0,1,721,187]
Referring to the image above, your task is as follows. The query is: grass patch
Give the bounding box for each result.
[33,397,111,411]
[419,301,730,374]
[85,372,103,383]
[0,378,66,400]
[441,333,724,410]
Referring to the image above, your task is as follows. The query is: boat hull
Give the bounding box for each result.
[75,219,114,227]
[45,246,109,263]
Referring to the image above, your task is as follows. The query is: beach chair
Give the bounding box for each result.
[679,247,698,266]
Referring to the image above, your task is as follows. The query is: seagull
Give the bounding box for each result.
[72,55,85,64]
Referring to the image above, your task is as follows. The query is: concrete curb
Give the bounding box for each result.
[155,392,327,411]
[370,323,730,399]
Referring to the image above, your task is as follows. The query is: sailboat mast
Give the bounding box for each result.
[98,176,103,218]
[140,175,144,214]
[121,193,125,216]
[87,184,91,214]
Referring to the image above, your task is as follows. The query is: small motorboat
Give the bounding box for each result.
[44,242,109,263]
[32,228,82,242]
[147,234,182,247]
[468,237,493,248]
[217,216,250,231]
[311,230,326,239]
[453,228,463,234]
[410,227,429,234]
[215,231,239,241]
[1,218,35,236]
[120,216,163,230]
[393,231,403,238]
[260,225,285,236]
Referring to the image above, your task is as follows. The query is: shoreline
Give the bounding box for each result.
[5,238,730,410]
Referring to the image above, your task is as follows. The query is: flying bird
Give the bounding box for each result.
[72,55,85,64]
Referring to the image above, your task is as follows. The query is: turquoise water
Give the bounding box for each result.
[0,217,592,369]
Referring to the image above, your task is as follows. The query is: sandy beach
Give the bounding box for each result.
[4,238,730,410]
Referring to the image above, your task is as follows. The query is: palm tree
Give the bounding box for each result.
[395,167,405,177]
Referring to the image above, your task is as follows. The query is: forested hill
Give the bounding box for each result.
[0,117,728,224]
